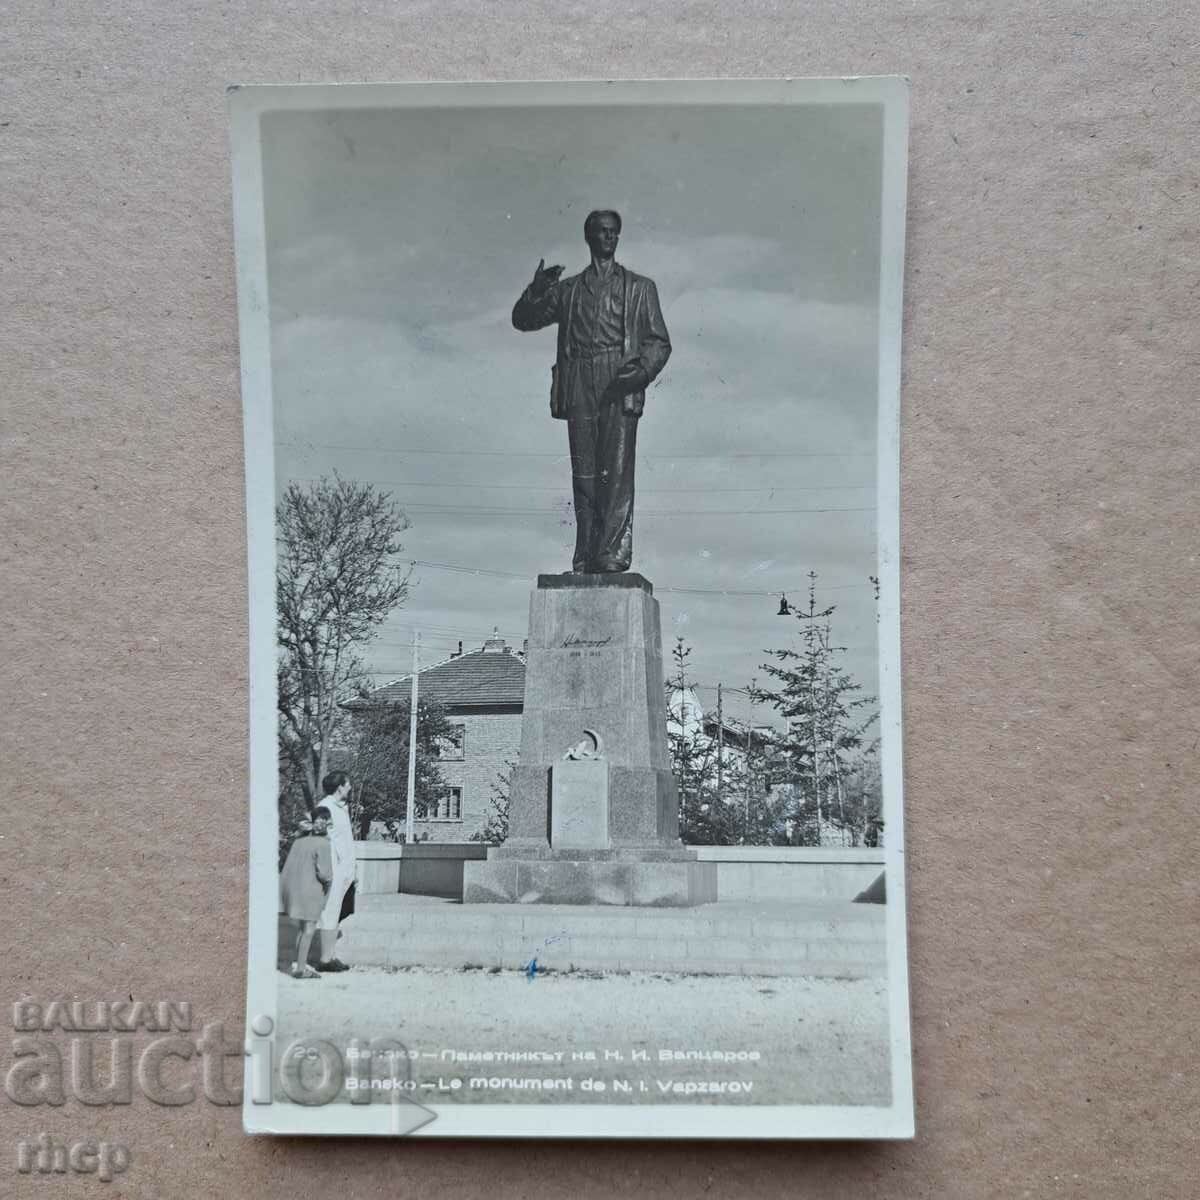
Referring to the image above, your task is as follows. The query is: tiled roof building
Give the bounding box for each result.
[359,631,525,712]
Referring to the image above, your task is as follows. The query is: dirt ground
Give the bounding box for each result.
[272,964,891,1107]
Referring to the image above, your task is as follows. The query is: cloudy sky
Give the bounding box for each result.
[261,99,884,731]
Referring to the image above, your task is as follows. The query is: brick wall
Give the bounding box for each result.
[411,709,522,843]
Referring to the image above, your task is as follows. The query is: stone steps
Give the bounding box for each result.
[340,899,887,978]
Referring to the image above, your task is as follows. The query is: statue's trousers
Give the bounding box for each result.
[565,347,638,572]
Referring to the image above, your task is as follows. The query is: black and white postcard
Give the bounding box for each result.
[230,77,912,1139]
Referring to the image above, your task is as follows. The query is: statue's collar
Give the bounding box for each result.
[583,260,622,286]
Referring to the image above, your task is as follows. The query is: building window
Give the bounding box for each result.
[435,725,465,761]
[429,786,462,822]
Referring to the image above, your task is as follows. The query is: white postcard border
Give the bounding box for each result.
[231,75,912,1140]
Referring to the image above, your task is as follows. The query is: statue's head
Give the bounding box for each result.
[584,210,622,260]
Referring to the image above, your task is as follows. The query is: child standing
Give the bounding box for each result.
[280,807,333,979]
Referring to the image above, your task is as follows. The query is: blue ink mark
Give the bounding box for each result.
[522,932,570,978]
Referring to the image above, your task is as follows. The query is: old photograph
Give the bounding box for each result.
[230,77,911,1139]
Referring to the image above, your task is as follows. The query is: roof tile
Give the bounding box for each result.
[356,648,526,709]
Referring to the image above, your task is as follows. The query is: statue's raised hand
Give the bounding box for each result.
[531,257,564,296]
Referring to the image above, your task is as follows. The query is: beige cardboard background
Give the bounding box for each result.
[2,3,1197,1197]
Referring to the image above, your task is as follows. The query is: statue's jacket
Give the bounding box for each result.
[512,262,671,419]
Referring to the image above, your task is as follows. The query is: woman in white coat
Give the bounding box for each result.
[315,770,355,972]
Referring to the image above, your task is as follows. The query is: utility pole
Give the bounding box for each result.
[746,675,756,843]
[808,577,822,842]
[716,682,724,812]
[405,630,420,844]
[824,618,849,846]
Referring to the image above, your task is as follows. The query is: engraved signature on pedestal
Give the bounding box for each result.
[561,634,613,648]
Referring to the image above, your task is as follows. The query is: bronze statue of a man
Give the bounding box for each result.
[512,210,671,574]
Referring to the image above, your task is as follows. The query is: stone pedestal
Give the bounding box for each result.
[463,572,715,907]
[550,759,609,850]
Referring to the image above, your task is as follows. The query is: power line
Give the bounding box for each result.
[405,558,875,595]
[284,492,874,517]
[660,582,869,597]
[373,632,524,646]
[379,618,523,636]
[278,441,874,461]
[411,559,528,579]
[380,503,875,517]
[289,477,873,495]
[374,628,526,647]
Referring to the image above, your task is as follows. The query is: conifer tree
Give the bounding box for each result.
[750,574,879,845]
[665,637,739,844]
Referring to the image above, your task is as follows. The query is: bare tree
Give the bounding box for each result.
[470,758,516,847]
[277,475,411,810]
